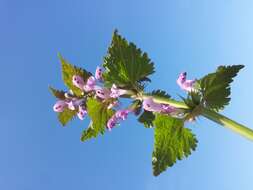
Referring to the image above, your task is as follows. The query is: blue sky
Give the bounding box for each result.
[1,0,253,189]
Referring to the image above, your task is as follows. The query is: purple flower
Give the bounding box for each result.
[84,76,96,91]
[115,109,131,120]
[110,84,128,98]
[142,98,164,112]
[66,98,84,110]
[67,100,75,110]
[72,75,85,89]
[143,98,176,114]
[161,104,176,114]
[96,87,111,99]
[53,100,67,112]
[107,116,118,131]
[106,109,132,131]
[77,106,87,120]
[95,66,103,81]
[177,72,196,92]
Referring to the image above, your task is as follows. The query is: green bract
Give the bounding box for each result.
[81,98,115,142]
[59,54,92,96]
[58,109,76,126]
[49,86,66,100]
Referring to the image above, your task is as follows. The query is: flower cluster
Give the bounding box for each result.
[53,66,196,130]
[53,66,132,128]
[53,98,87,120]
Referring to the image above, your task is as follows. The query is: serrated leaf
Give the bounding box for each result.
[128,100,142,116]
[81,98,115,142]
[138,111,155,128]
[103,30,155,88]
[59,54,92,96]
[152,114,197,176]
[58,109,76,126]
[49,86,66,100]
[149,90,171,99]
[199,65,244,111]
[80,122,97,141]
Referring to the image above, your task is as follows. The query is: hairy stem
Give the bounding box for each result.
[201,109,253,141]
[141,93,253,141]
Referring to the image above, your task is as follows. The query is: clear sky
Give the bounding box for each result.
[1,0,253,189]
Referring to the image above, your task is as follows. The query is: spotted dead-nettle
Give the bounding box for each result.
[50,30,253,176]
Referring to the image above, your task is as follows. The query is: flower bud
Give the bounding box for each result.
[77,106,87,120]
[53,100,67,112]
[72,75,85,89]
[95,66,103,81]
[84,76,96,91]
[96,88,111,99]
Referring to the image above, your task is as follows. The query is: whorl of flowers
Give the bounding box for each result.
[53,66,194,130]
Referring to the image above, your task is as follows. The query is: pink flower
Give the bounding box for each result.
[66,99,84,110]
[96,88,111,99]
[115,109,131,120]
[67,100,75,110]
[72,75,85,89]
[53,100,67,112]
[110,84,128,98]
[161,104,176,114]
[142,98,163,112]
[77,106,87,120]
[177,72,196,92]
[95,66,103,81]
[106,109,132,131]
[107,116,117,131]
[143,98,176,114]
[84,76,96,91]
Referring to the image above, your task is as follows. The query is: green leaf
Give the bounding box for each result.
[181,91,201,109]
[152,114,197,176]
[149,90,171,99]
[138,111,155,128]
[58,109,76,126]
[128,100,142,116]
[199,65,244,111]
[80,122,97,141]
[49,86,66,100]
[103,30,155,88]
[59,54,92,96]
[81,98,115,142]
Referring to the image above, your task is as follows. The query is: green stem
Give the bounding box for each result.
[141,94,189,109]
[141,93,253,141]
[201,109,253,141]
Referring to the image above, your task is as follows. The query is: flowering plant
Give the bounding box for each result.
[50,30,252,176]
